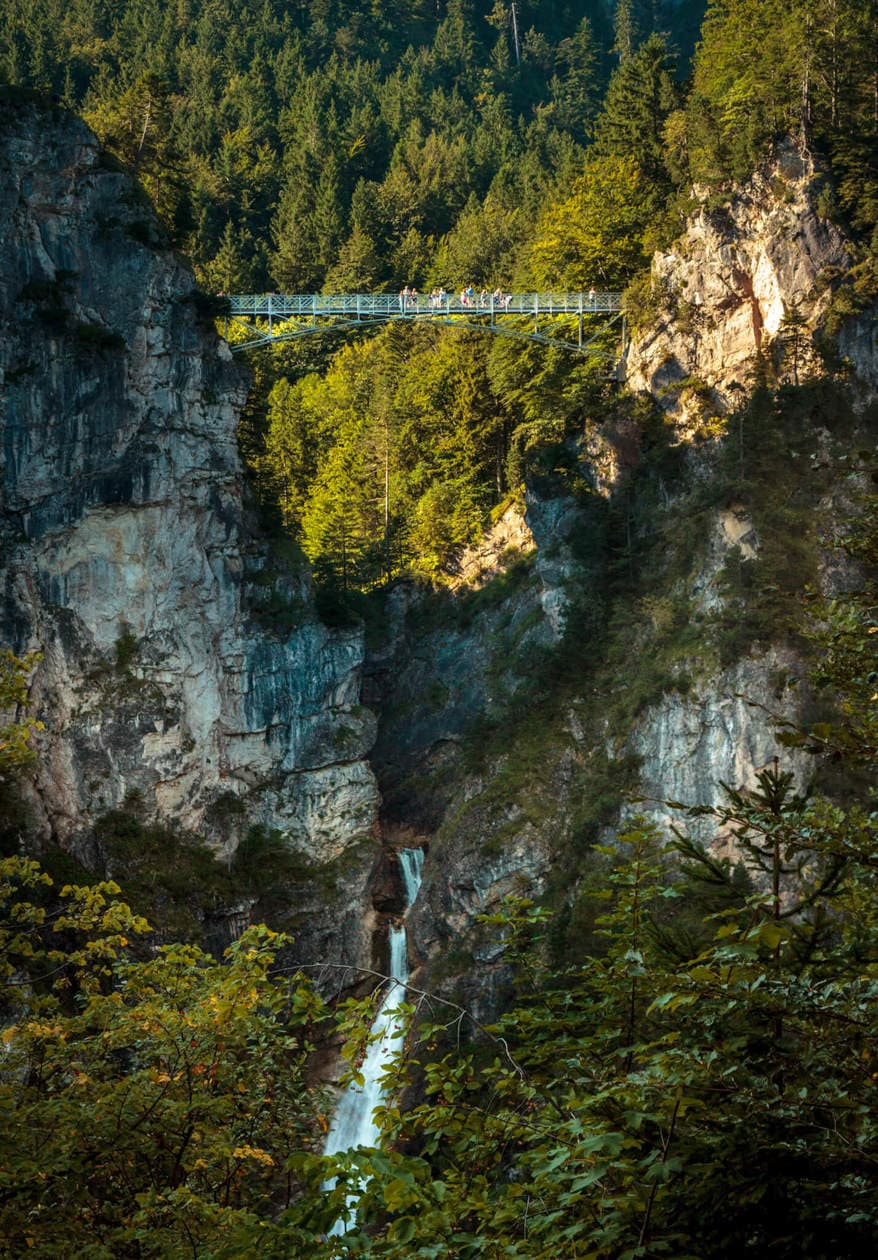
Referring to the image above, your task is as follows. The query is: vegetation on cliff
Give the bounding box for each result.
[2,480,877,1255]
[2,1,878,1256]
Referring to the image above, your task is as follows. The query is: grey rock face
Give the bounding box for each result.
[0,104,379,871]
[837,301,878,403]
[629,647,813,853]
[625,143,851,422]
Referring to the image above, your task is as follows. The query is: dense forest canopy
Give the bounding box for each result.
[4,0,876,296]
[0,1,708,292]
[4,0,877,590]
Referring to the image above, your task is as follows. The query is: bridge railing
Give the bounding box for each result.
[227,291,623,318]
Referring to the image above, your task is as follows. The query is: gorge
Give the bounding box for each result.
[2,0,878,1253]
[6,100,873,1005]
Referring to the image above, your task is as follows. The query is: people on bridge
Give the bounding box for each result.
[399,284,546,312]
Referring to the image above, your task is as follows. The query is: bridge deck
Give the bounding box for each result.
[227,291,623,319]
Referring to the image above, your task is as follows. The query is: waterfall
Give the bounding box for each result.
[323,848,424,1233]
[322,925,410,1155]
[398,847,424,908]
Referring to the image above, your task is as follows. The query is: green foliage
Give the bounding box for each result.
[0,863,330,1257]
[0,0,637,292]
[823,253,878,338]
[113,629,139,671]
[310,755,878,1256]
[528,152,654,288]
[93,810,238,944]
[686,0,878,238]
[231,824,329,909]
[594,33,680,195]
[0,651,43,777]
[263,326,514,588]
[706,379,860,664]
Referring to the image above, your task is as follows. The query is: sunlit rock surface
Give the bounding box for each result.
[625,142,852,421]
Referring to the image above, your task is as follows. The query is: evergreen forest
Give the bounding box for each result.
[2,1,878,1257]
[4,0,878,587]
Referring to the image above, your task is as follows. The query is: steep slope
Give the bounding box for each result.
[624,142,854,422]
[366,144,877,1006]
[0,101,379,960]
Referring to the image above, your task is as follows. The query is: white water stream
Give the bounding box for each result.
[323,848,424,1232]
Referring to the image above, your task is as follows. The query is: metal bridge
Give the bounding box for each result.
[224,290,625,356]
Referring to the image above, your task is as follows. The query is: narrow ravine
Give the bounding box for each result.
[323,847,424,1231]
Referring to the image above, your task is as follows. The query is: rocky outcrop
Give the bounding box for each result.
[625,142,851,423]
[448,500,534,589]
[838,300,878,402]
[0,105,378,896]
[629,646,812,854]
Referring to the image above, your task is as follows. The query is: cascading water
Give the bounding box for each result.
[323,847,424,1232]
[398,847,424,909]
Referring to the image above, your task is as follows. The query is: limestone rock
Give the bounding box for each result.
[629,647,812,857]
[625,142,852,422]
[448,500,534,589]
[0,104,379,881]
[837,301,878,403]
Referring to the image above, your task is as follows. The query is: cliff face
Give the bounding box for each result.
[0,105,378,953]
[624,143,852,424]
[368,147,875,999]
[3,105,874,1010]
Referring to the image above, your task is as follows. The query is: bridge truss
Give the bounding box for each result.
[223,291,626,357]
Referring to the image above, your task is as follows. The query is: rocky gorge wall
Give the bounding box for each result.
[2,104,875,1013]
[0,102,380,965]
[365,144,877,1007]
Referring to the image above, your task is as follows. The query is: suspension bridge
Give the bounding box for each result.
[223,290,626,356]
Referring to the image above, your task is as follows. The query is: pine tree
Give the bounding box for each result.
[323,223,384,292]
[550,16,605,138]
[270,181,322,292]
[201,219,257,294]
[595,31,679,191]
[613,0,640,63]
[528,152,653,287]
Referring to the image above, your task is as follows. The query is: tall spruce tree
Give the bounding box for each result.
[595,31,680,193]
